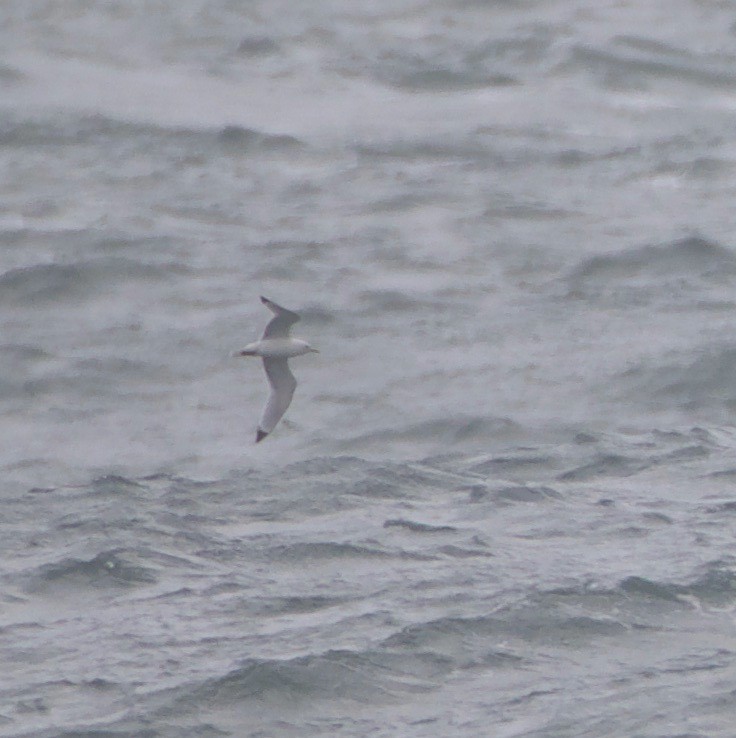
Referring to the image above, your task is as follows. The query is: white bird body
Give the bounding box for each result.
[237,297,318,443]
[239,337,314,359]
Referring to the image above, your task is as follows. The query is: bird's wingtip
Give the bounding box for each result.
[256,428,269,443]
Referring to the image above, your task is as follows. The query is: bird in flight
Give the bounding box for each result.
[237,296,318,442]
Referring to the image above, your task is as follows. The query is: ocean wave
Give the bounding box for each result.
[558,452,654,481]
[383,518,458,533]
[384,599,627,661]
[162,649,442,719]
[0,257,178,306]
[571,40,736,89]
[334,19,556,92]
[618,345,736,414]
[216,125,303,152]
[28,550,157,592]
[566,236,736,304]
[0,114,307,153]
[343,415,522,450]
[263,541,396,563]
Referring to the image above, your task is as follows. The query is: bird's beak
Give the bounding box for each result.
[310,347,320,353]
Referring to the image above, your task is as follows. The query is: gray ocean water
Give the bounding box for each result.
[4,2,736,736]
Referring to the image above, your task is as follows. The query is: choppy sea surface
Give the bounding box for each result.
[4,2,736,736]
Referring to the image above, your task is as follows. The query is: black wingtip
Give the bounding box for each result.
[260,296,270,305]
[256,428,268,443]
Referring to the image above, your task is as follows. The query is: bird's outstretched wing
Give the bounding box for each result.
[260,296,300,339]
[257,357,297,442]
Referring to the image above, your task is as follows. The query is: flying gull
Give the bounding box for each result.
[237,296,318,442]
